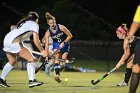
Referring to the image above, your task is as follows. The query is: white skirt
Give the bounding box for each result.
[3,43,21,53]
[3,32,21,53]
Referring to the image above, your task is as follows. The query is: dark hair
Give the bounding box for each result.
[121,23,128,33]
[16,11,39,28]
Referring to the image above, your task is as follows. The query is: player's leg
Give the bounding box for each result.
[60,52,68,71]
[45,43,54,75]
[45,49,54,75]
[117,56,133,86]
[45,58,54,75]
[60,42,70,71]
[129,64,140,93]
[129,41,140,93]
[124,58,133,83]
[19,47,43,88]
[0,53,16,87]
[53,50,62,83]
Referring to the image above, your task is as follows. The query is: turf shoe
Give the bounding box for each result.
[54,75,63,83]
[0,78,10,87]
[28,79,43,88]
[117,81,128,86]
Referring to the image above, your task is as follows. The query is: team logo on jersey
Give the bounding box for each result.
[52,32,64,42]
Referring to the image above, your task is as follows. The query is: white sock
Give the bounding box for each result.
[45,60,53,74]
[27,62,36,81]
[46,60,54,67]
[1,62,13,80]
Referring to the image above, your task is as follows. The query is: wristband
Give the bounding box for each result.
[63,41,66,44]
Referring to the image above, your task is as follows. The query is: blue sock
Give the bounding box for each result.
[54,63,60,75]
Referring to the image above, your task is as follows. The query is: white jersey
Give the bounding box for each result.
[48,37,53,53]
[3,20,39,53]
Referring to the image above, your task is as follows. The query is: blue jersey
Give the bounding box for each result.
[48,24,70,53]
[49,24,67,43]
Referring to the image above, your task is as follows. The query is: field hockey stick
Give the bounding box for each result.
[65,57,76,64]
[52,57,76,64]
[35,49,60,74]
[31,50,75,63]
[91,67,117,85]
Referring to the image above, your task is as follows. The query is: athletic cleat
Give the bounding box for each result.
[117,81,128,86]
[28,79,43,88]
[0,78,10,87]
[54,75,63,83]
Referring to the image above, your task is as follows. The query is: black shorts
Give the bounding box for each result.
[133,40,140,65]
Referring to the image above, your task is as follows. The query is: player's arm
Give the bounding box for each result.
[32,32,47,57]
[42,36,45,43]
[116,38,130,68]
[128,5,140,38]
[129,22,140,38]
[44,30,50,56]
[59,24,73,48]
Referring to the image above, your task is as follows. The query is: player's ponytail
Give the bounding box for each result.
[45,12,55,23]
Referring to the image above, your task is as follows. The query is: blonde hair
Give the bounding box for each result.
[45,12,55,23]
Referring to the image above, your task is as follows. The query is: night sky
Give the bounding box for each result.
[0,0,140,41]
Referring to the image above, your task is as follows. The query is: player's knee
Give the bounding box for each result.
[9,60,16,66]
[27,59,35,62]
[127,63,133,68]
[132,64,140,73]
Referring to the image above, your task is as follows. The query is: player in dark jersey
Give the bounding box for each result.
[115,24,140,86]
[44,12,73,83]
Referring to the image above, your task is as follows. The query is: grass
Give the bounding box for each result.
[0,70,140,93]
[72,60,126,71]
[0,60,139,93]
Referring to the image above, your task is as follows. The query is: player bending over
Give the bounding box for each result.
[115,24,140,86]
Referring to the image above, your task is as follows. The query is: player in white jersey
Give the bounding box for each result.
[42,37,54,75]
[0,12,47,88]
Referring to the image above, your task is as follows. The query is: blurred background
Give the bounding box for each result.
[0,0,140,71]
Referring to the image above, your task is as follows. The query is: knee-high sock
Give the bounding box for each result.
[27,62,36,81]
[45,60,53,75]
[124,68,132,83]
[54,63,60,75]
[129,73,139,93]
[1,62,13,80]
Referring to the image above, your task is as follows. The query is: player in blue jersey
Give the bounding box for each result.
[44,12,73,83]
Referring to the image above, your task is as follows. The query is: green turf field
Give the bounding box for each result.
[0,70,140,93]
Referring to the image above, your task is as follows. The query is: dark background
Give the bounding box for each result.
[0,0,139,42]
[0,0,140,61]
[0,0,140,70]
